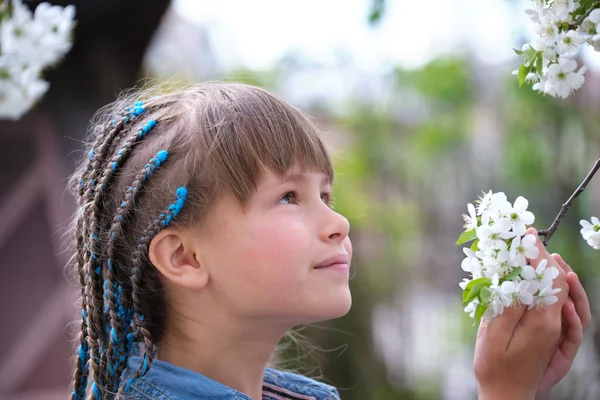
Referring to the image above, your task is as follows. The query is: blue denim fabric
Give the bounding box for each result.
[122,356,340,400]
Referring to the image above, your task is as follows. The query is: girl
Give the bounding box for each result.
[68,82,590,400]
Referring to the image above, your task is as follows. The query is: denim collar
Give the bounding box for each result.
[122,356,340,400]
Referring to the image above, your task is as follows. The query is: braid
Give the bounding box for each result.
[118,187,188,396]
[103,150,170,392]
[91,118,158,392]
[71,108,140,400]
[77,103,157,400]
[86,119,156,399]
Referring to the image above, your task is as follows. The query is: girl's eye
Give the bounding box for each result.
[321,192,334,208]
[278,191,297,204]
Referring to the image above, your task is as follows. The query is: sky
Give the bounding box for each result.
[172,0,522,72]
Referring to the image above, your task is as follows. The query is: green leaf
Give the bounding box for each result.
[513,48,524,56]
[518,64,528,87]
[470,239,480,251]
[462,278,491,306]
[479,286,493,303]
[368,0,385,25]
[536,54,543,75]
[523,48,538,62]
[475,302,487,322]
[502,267,522,282]
[456,228,477,245]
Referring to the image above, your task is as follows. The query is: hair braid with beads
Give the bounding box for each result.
[103,149,169,391]
[71,105,147,400]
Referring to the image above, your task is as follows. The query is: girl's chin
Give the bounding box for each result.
[299,293,353,324]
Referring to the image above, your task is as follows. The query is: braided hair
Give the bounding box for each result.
[67,82,335,399]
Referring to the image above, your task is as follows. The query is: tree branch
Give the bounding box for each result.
[538,158,600,246]
[568,1,600,30]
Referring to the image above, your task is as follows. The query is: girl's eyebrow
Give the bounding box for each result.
[280,172,332,186]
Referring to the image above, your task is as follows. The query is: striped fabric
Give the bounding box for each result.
[262,382,317,400]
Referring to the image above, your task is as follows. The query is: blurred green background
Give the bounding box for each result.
[1,0,599,399]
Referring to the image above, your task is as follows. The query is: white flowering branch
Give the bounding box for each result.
[457,192,561,323]
[538,158,600,245]
[0,0,76,120]
[568,0,600,29]
[515,0,600,98]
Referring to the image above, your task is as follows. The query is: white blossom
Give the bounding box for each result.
[586,233,600,250]
[530,285,561,310]
[543,58,586,98]
[476,220,515,250]
[501,280,534,306]
[521,259,559,288]
[462,203,478,231]
[507,196,535,235]
[517,0,599,97]
[581,217,600,250]
[488,274,511,318]
[464,298,479,319]
[553,0,577,21]
[510,234,539,267]
[459,191,562,321]
[0,0,75,120]
[461,247,482,275]
[557,30,585,55]
[580,216,600,239]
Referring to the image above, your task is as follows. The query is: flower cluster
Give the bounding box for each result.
[515,0,600,98]
[580,216,600,249]
[0,0,75,120]
[458,191,561,322]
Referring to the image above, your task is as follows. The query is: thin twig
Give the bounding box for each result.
[568,1,600,30]
[538,158,600,246]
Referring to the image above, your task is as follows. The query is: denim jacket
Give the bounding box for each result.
[122,356,341,400]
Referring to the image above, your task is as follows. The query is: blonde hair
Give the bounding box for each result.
[68,82,334,399]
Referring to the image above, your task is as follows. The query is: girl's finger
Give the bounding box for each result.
[478,304,527,350]
[566,271,592,330]
[552,253,573,273]
[557,301,584,363]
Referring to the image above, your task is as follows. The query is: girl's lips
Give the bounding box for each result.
[314,254,350,271]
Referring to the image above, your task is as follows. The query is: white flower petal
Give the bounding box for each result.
[546,266,559,280]
[520,211,535,225]
[513,196,529,212]
[521,265,536,281]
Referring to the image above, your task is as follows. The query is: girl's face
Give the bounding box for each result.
[197,167,352,326]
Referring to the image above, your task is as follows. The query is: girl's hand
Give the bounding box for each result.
[474,229,569,400]
[534,254,591,400]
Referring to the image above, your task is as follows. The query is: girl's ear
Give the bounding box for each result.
[149,228,209,290]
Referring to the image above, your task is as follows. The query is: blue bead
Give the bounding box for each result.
[156,150,168,163]
[91,382,101,400]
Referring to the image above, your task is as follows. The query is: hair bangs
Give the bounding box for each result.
[206,85,334,202]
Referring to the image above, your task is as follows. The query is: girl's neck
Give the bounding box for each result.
[157,311,288,400]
